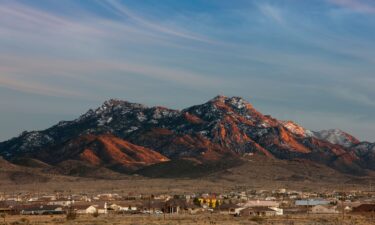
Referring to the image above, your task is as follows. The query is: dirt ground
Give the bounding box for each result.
[1,214,374,225]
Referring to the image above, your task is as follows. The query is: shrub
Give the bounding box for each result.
[66,210,77,221]
[10,218,30,225]
[19,218,29,225]
[249,216,264,223]
[92,211,99,218]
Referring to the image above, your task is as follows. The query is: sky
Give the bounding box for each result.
[0,0,375,142]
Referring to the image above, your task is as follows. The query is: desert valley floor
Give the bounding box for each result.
[2,155,375,194]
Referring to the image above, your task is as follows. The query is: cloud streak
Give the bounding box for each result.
[0,0,374,141]
[100,0,216,43]
[329,0,375,14]
[0,1,223,99]
[0,76,86,99]
[258,3,285,25]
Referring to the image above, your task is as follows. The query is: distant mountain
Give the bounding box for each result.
[312,129,360,148]
[0,96,374,177]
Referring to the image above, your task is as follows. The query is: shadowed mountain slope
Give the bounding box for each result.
[0,96,374,177]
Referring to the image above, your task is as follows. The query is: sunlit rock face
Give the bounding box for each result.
[0,96,373,175]
[312,129,360,148]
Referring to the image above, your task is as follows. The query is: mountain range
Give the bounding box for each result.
[1,95,374,178]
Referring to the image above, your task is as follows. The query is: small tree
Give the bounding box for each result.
[92,211,99,218]
[193,198,201,206]
[209,201,214,209]
[216,200,221,209]
[19,217,30,225]
[173,195,180,199]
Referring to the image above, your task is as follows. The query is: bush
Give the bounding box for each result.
[10,218,30,225]
[19,218,29,225]
[66,210,77,221]
[92,211,99,218]
[249,216,264,223]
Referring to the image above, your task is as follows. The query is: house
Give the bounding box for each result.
[19,205,65,215]
[140,199,196,214]
[165,199,196,214]
[310,205,339,214]
[352,204,375,214]
[72,202,108,214]
[87,205,99,214]
[0,202,13,214]
[0,201,20,215]
[73,204,98,214]
[141,200,164,214]
[295,199,330,207]
[239,207,277,217]
[217,203,241,215]
[269,207,283,216]
[47,198,72,206]
[241,200,279,208]
[198,198,220,208]
[108,202,141,213]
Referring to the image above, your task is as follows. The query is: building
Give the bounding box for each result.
[295,199,330,207]
[217,203,240,215]
[239,207,277,217]
[141,199,164,214]
[352,204,375,214]
[165,199,197,214]
[19,205,65,215]
[198,198,220,208]
[241,200,279,208]
[0,202,13,214]
[73,204,98,214]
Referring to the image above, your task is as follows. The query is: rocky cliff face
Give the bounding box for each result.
[0,96,373,176]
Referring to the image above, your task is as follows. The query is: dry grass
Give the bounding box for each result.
[2,156,375,195]
[1,214,374,225]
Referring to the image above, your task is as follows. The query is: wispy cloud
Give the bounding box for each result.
[0,76,86,98]
[329,0,375,14]
[0,1,223,99]
[258,3,285,25]
[100,0,216,43]
[0,0,375,141]
[1,53,222,83]
[331,86,375,107]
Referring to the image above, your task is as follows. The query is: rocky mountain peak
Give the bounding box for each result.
[0,95,374,176]
[208,95,253,109]
[312,129,360,148]
[97,99,146,113]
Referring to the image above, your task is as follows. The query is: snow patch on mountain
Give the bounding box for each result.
[281,121,313,137]
[229,96,248,109]
[312,129,360,148]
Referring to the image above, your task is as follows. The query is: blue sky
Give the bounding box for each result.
[0,0,375,141]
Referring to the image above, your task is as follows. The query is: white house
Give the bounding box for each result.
[241,200,279,208]
[269,207,283,215]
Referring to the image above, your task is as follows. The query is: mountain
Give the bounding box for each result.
[312,129,360,148]
[30,134,169,172]
[0,95,374,177]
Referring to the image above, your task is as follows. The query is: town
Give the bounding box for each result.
[0,187,374,225]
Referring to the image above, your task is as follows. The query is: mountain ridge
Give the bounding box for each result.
[0,96,374,177]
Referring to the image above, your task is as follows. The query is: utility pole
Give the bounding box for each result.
[341,184,345,221]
